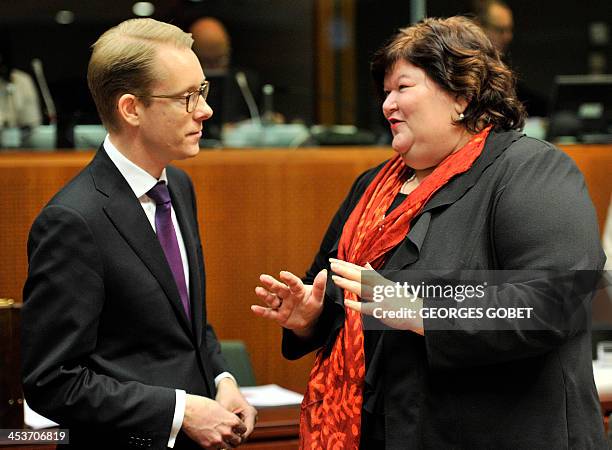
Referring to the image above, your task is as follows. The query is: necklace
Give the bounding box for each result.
[379,171,417,230]
[400,171,417,193]
[379,171,417,231]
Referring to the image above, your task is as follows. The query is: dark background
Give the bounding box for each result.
[1,0,610,132]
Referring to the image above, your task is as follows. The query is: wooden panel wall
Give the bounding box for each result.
[314,0,356,124]
[0,144,610,393]
[0,152,93,308]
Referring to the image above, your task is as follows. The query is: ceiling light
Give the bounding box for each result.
[55,10,75,25]
[133,2,155,17]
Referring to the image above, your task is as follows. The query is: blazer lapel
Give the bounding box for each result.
[420,130,524,214]
[90,148,194,337]
[314,132,527,289]
[167,179,204,347]
[383,131,525,271]
[385,212,431,270]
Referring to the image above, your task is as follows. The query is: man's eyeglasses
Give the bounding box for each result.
[146,81,209,113]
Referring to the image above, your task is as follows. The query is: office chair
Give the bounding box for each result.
[219,340,257,386]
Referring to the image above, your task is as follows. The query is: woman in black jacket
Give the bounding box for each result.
[253,16,606,449]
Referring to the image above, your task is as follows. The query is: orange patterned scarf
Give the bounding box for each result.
[300,126,491,450]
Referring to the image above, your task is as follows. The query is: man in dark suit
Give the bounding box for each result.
[189,17,260,141]
[473,0,548,116]
[21,18,256,449]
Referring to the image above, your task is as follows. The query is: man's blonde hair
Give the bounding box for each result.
[87,18,193,132]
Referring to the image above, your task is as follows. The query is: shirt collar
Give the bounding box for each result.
[103,134,168,198]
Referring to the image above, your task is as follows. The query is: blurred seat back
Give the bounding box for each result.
[73,125,107,149]
[23,125,56,150]
[220,340,257,386]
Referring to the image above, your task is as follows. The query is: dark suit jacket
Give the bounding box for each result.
[284,130,607,449]
[21,147,228,449]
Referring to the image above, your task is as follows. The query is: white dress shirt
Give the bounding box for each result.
[103,136,235,448]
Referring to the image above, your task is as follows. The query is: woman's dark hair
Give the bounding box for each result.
[371,16,526,132]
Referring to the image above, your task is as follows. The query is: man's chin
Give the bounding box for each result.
[175,145,201,160]
[189,140,203,152]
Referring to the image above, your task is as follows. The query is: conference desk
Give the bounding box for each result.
[0,405,300,450]
[245,406,300,449]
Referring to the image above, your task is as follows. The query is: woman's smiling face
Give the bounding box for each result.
[382,59,468,170]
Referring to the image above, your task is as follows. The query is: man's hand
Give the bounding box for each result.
[215,378,257,440]
[182,394,246,449]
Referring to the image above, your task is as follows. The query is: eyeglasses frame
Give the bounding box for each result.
[144,81,209,113]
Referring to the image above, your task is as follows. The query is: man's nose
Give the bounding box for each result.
[194,99,213,121]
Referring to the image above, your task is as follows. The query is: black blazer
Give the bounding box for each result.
[284,131,607,449]
[22,148,228,449]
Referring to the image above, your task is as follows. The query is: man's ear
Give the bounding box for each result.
[117,94,140,127]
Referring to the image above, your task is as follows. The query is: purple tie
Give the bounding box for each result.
[147,181,191,319]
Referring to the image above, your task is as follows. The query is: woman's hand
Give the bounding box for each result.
[251,269,327,338]
[330,258,424,334]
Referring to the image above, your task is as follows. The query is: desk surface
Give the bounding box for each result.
[248,405,300,442]
[594,362,612,404]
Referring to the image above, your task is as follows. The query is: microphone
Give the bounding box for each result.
[235,71,261,125]
[31,58,57,124]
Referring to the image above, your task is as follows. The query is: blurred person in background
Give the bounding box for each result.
[0,42,42,131]
[474,0,548,117]
[189,17,261,141]
[474,0,513,55]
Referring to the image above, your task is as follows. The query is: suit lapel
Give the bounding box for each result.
[420,130,524,214]
[327,132,525,273]
[386,130,525,270]
[167,178,204,347]
[90,148,194,337]
[385,212,431,270]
